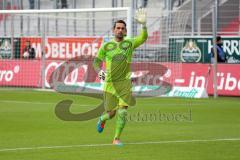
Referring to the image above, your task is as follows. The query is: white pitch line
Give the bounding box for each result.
[0,138,240,152]
[0,100,205,107]
[0,100,93,107]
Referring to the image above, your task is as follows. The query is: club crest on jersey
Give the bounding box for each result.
[104,42,117,51]
[119,40,132,50]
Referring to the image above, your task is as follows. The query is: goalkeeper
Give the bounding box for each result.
[93,8,148,146]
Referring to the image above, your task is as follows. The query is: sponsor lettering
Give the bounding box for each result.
[0,65,19,82]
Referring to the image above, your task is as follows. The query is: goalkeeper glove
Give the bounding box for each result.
[134,8,147,26]
[98,70,105,80]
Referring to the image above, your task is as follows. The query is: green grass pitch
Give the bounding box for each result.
[0,89,240,160]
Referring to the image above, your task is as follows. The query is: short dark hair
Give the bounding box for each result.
[113,20,126,29]
[216,36,221,42]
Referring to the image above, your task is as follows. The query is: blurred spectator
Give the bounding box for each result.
[61,0,68,8]
[57,0,68,9]
[23,41,35,59]
[140,0,148,8]
[210,36,226,63]
[29,0,35,9]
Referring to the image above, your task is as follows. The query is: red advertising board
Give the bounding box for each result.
[44,60,100,88]
[20,37,103,59]
[179,63,240,96]
[0,60,41,87]
[0,59,99,88]
[0,60,239,96]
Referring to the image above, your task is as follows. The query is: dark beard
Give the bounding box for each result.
[116,34,124,39]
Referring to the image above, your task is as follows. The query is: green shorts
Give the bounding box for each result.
[103,80,136,111]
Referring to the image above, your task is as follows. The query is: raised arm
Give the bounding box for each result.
[133,8,148,48]
[133,26,148,48]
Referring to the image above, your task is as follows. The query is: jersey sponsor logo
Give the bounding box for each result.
[104,40,132,52]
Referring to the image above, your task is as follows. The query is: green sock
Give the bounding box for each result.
[114,108,127,139]
[100,112,110,122]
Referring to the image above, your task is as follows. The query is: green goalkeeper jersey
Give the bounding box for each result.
[94,27,148,82]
